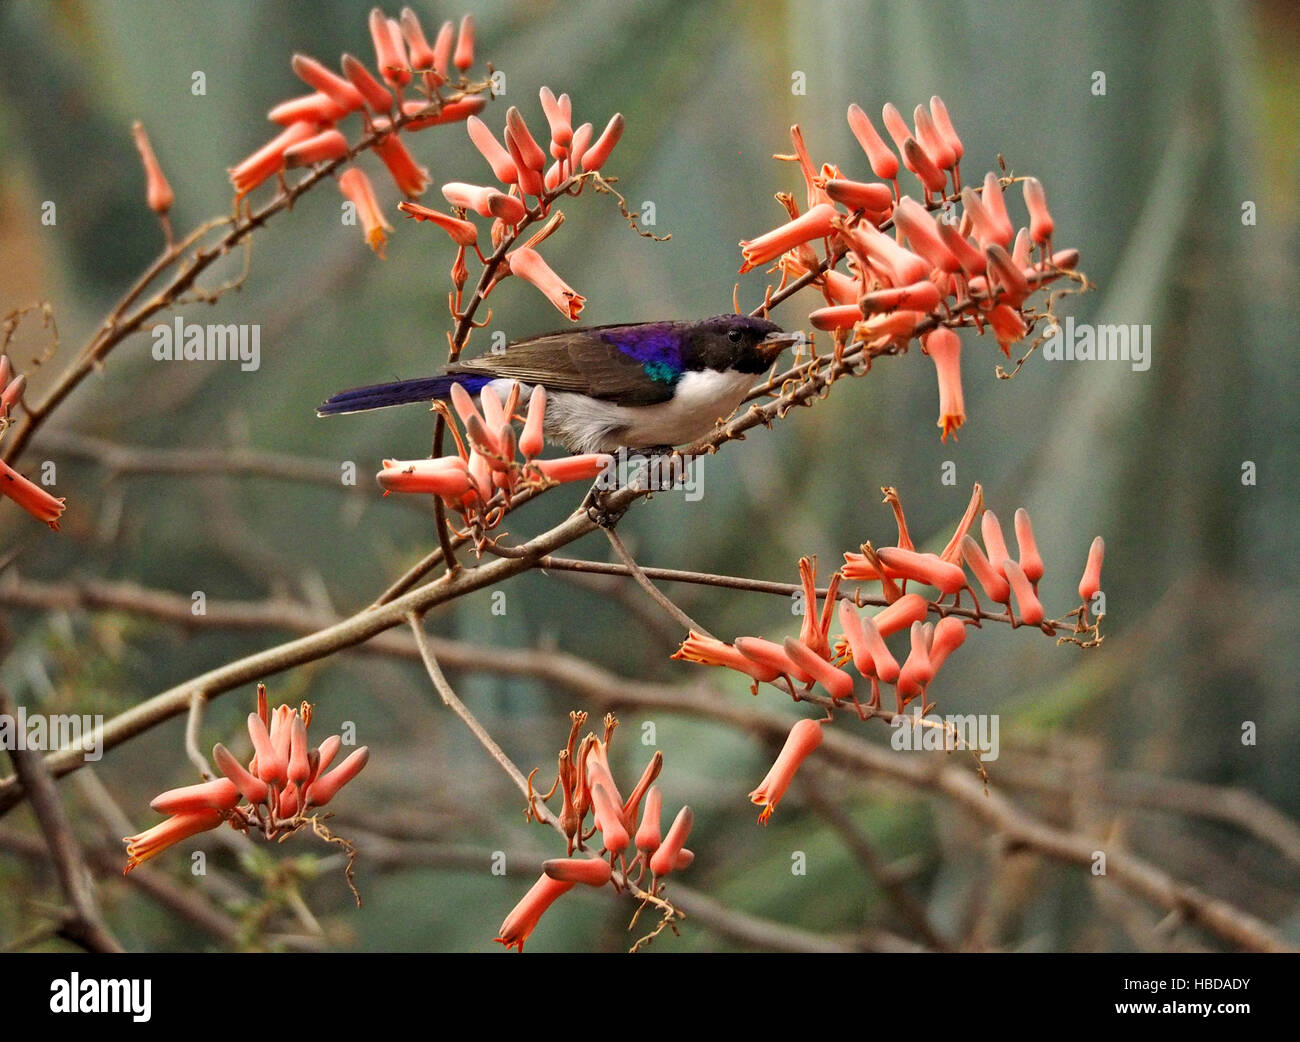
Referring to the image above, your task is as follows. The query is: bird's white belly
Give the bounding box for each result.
[532,369,758,453]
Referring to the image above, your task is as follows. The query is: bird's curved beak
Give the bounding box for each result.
[757,331,805,364]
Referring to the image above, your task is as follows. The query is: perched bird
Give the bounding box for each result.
[318,315,801,454]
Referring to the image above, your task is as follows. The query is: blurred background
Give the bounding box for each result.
[0,0,1297,951]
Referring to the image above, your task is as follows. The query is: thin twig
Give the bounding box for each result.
[0,682,122,952]
[184,692,211,779]
[602,529,711,637]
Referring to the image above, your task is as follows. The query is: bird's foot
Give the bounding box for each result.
[581,484,628,528]
[619,445,688,492]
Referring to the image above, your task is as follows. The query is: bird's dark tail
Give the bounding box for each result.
[317,373,492,416]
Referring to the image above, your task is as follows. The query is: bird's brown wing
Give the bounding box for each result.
[447,324,685,406]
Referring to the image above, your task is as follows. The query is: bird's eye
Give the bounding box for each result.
[728,328,743,343]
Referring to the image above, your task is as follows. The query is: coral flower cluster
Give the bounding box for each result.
[228,7,488,257]
[497,712,694,951]
[123,685,369,872]
[740,97,1084,440]
[674,486,1106,821]
[377,380,611,542]
[0,355,65,531]
[400,84,624,322]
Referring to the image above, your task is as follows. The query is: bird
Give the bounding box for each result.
[317,314,802,454]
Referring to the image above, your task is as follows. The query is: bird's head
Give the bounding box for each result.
[687,315,804,373]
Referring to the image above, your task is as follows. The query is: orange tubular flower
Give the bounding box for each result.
[304,746,369,808]
[783,637,854,702]
[872,593,929,638]
[228,121,317,197]
[288,716,311,789]
[268,92,349,126]
[923,326,965,441]
[902,138,947,195]
[149,778,240,816]
[842,222,930,284]
[131,121,173,215]
[649,805,694,877]
[247,711,286,786]
[531,454,611,483]
[283,128,350,167]
[369,8,411,88]
[505,106,548,174]
[929,616,967,670]
[988,304,1027,356]
[373,132,431,197]
[913,103,955,173]
[338,168,393,256]
[290,54,367,114]
[539,87,573,156]
[635,786,663,856]
[847,103,898,182]
[442,181,527,223]
[454,14,475,72]
[960,186,1002,251]
[505,129,545,197]
[874,547,966,595]
[398,201,477,246]
[507,246,586,320]
[960,535,1011,604]
[980,510,1011,576]
[1013,508,1045,584]
[796,555,840,659]
[0,459,66,530]
[466,116,519,184]
[589,781,629,855]
[929,96,964,170]
[1022,176,1054,247]
[579,113,624,173]
[400,7,436,70]
[341,53,394,113]
[846,607,900,683]
[212,742,270,806]
[938,483,985,565]
[896,620,935,704]
[937,220,986,277]
[431,19,454,79]
[893,197,961,273]
[749,718,823,824]
[542,857,612,886]
[858,281,941,315]
[739,203,836,274]
[1003,560,1044,626]
[735,635,814,685]
[1079,536,1105,603]
[837,599,875,675]
[981,172,1016,246]
[124,809,225,873]
[570,122,593,167]
[672,630,781,691]
[518,386,546,459]
[496,874,573,952]
[377,457,473,498]
[880,102,911,150]
[986,244,1029,307]
[809,305,862,331]
[823,270,862,305]
[402,95,487,130]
